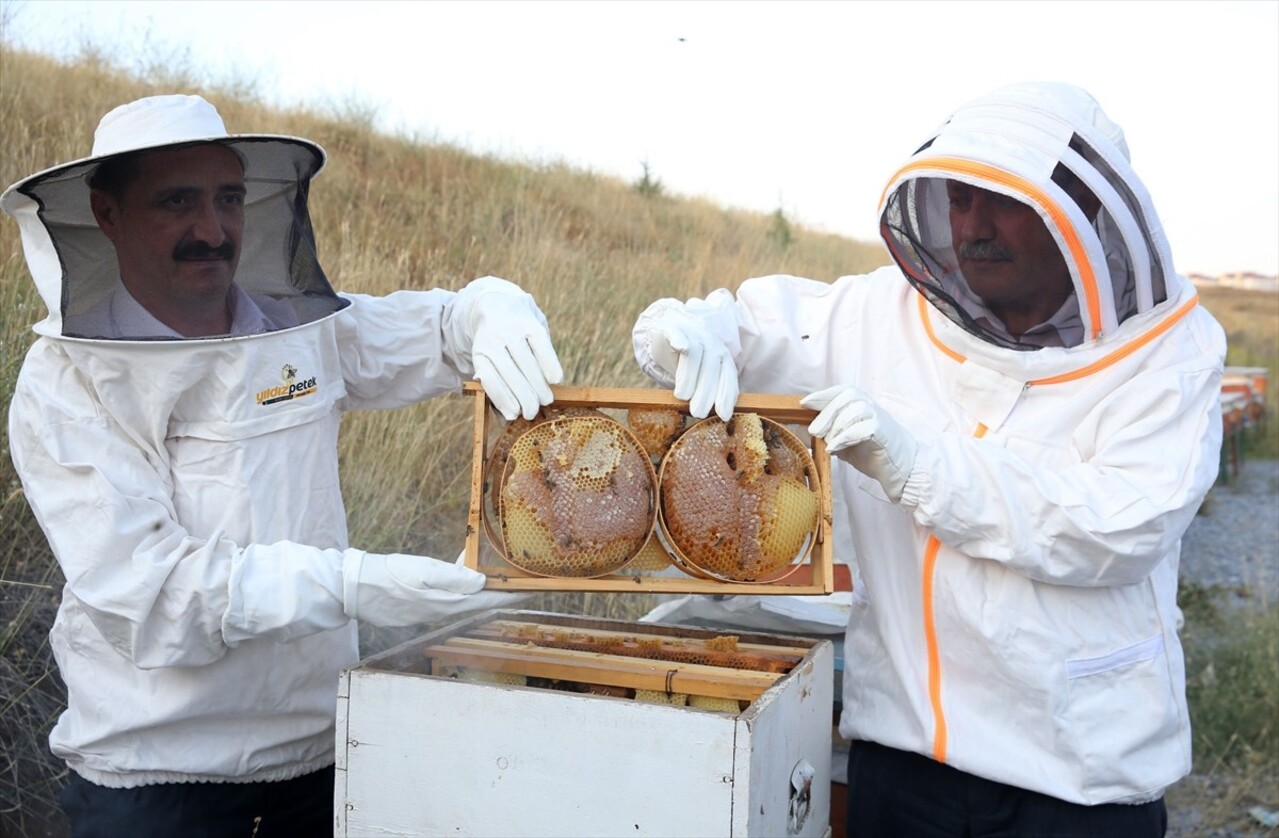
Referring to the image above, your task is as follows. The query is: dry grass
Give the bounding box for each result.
[1171,282,1279,837]
[1169,586,1279,837]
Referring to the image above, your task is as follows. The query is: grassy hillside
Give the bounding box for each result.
[0,44,887,555]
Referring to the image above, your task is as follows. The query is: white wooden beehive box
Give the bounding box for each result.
[335,610,834,837]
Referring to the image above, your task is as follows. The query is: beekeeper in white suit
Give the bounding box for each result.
[3,94,561,836]
[633,82,1225,836]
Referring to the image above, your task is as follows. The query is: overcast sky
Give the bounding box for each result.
[4,0,1277,276]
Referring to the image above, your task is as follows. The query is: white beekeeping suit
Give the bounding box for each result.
[3,95,560,789]
[633,82,1225,806]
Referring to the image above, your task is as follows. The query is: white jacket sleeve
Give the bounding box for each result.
[10,374,246,668]
[335,289,468,410]
[900,360,1224,586]
[8,346,512,668]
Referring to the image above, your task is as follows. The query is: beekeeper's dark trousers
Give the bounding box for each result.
[58,764,334,837]
[845,739,1168,838]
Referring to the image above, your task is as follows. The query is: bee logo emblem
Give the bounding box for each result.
[257,364,317,406]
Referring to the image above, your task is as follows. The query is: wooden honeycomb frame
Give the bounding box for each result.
[365,611,818,705]
[462,382,834,594]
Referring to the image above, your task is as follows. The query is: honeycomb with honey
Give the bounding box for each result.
[484,405,608,553]
[479,399,822,585]
[657,413,820,582]
[626,407,686,459]
[498,416,656,577]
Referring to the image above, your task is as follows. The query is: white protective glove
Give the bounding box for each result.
[223,545,528,644]
[344,551,529,627]
[645,309,739,422]
[453,276,564,420]
[802,385,918,503]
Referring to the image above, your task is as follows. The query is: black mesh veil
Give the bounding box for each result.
[18,138,346,339]
[881,177,1043,351]
[879,131,1167,351]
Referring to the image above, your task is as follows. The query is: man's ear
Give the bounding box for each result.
[89,189,120,241]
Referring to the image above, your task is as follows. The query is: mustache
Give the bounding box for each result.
[173,241,235,261]
[958,240,1013,261]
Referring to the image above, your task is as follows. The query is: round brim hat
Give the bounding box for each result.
[1,93,326,216]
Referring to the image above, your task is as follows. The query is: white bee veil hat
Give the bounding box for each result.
[2,94,344,339]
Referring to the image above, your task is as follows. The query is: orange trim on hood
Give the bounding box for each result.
[885,157,1103,341]
[1028,296,1201,385]
[917,293,967,366]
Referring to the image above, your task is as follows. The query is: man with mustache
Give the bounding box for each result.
[944,162,1101,348]
[4,95,560,836]
[633,82,1225,836]
[85,142,255,338]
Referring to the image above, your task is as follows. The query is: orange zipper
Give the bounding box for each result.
[912,292,1198,762]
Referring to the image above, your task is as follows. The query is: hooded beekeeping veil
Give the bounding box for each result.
[1,94,346,339]
[877,82,1173,350]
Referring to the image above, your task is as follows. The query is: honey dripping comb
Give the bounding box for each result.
[498,415,657,577]
[658,413,820,582]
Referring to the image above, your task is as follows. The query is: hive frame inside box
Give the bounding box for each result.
[462,382,834,594]
[335,610,834,838]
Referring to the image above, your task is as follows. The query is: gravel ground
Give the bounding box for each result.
[1180,457,1279,605]
[1167,457,1279,838]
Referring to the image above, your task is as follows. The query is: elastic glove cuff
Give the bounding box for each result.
[460,276,545,334]
[897,440,932,510]
[446,276,541,375]
[341,549,367,621]
[223,543,359,646]
[632,298,740,420]
[632,299,684,387]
